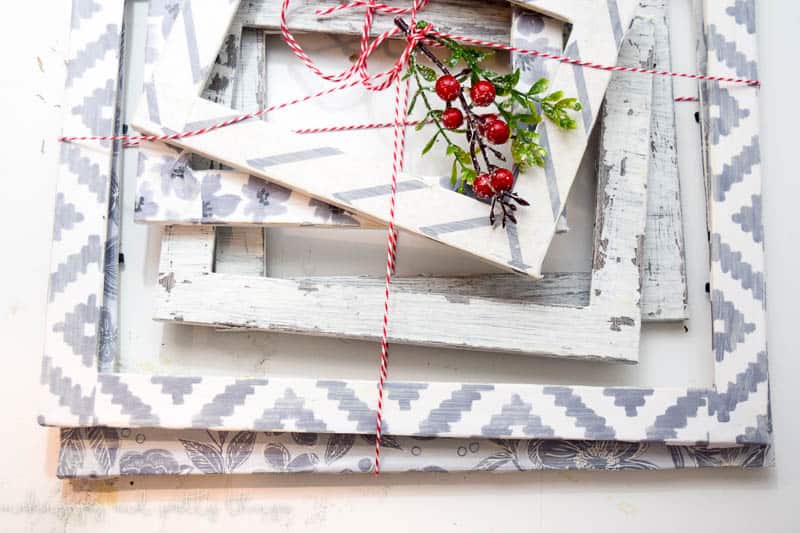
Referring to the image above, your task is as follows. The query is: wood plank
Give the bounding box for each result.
[155,271,633,360]
[239,0,512,44]
[215,226,265,276]
[638,0,689,320]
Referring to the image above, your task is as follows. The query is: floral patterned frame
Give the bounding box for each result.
[43,0,772,471]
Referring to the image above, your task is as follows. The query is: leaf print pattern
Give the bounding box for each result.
[57,428,85,478]
[475,440,522,471]
[225,431,256,472]
[57,432,770,477]
[528,440,657,471]
[360,434,402,450]
[264,442,319,472]
[671,445,768,469]
[179,431,256,474]
[325,434,356,465]
[291,432,318,446]
[87,427,119,475]
[180,438,225,474]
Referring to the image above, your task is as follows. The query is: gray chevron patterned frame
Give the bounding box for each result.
[41,0,771,460]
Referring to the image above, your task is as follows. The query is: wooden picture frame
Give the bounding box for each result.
[138,0,687,323]
[141,0,655,363]
[42,1,770,460]
[130,0,641,280]
[152,17,655,362]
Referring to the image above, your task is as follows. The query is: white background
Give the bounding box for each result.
[0,0,798,531]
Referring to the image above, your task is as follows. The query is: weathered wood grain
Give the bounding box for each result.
[238,0,512,45]
[638,0,688,320]
[215,226,265,276]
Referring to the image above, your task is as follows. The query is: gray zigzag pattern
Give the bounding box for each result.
[737,414,771,445]
[708,87,750,144]
[61,143,108,203]
[732,194,763,243]
[52,295,99,368]
[712,135,760,201]
[40,356,95,424]
[98,375,159,426]
[711,289,756,362]
[708,351,768,422]
[603,388,655,416]
[725,0,756,34]
[66,24,120,87]
[52,193,84,242]
[480,394,555,437]
[71,79,115,139]
[417,384,494,434]
[70,0,101,29]
[646,390,707,440]
[542,387,615,439]
[252,389,328,432]
[191,379,268,427]
[385,382,428,411]
[48,235,102,302]
[707,24,758,80]
[316,381,375,433]
[710,234,765,302]
[151,376,202,405]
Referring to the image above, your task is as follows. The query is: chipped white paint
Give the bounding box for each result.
[131,0,639,279]
[154,17,655,363]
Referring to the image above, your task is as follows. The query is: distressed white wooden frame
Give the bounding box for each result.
[139,0,687,324]
[145,0,649,362]
[130,0,640,279]
[42,0,770,459]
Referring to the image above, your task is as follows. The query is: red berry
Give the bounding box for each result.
[477,113,498,135]
[441,108,463,129]
[469,80,496,107]
[435,75,461,102]
[473,173,494,199]
[490,168,514,193]
[485,119,510,144]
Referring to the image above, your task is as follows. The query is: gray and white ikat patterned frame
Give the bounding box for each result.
[150,0,651,363]
[130,0,640,280]
[42,0,771,462]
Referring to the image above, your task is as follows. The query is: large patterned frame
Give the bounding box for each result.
[41,0,770,453]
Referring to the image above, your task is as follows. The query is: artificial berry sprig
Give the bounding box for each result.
[396,18,581,227]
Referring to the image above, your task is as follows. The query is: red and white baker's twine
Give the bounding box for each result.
[59,1,760,474]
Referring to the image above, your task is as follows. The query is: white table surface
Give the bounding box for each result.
[0,0,798,531]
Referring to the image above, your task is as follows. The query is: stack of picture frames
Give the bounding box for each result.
[43,0,772,477]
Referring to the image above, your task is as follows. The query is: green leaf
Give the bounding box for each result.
[544,90,564,102]
[516,112,541,125]
[527,78,549,95]
[450,159,458,186]
[460,166,477,185]
[447,49,462,68]
[421,132,439,155]
[417,64,437,82]
[407,90,421,114]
